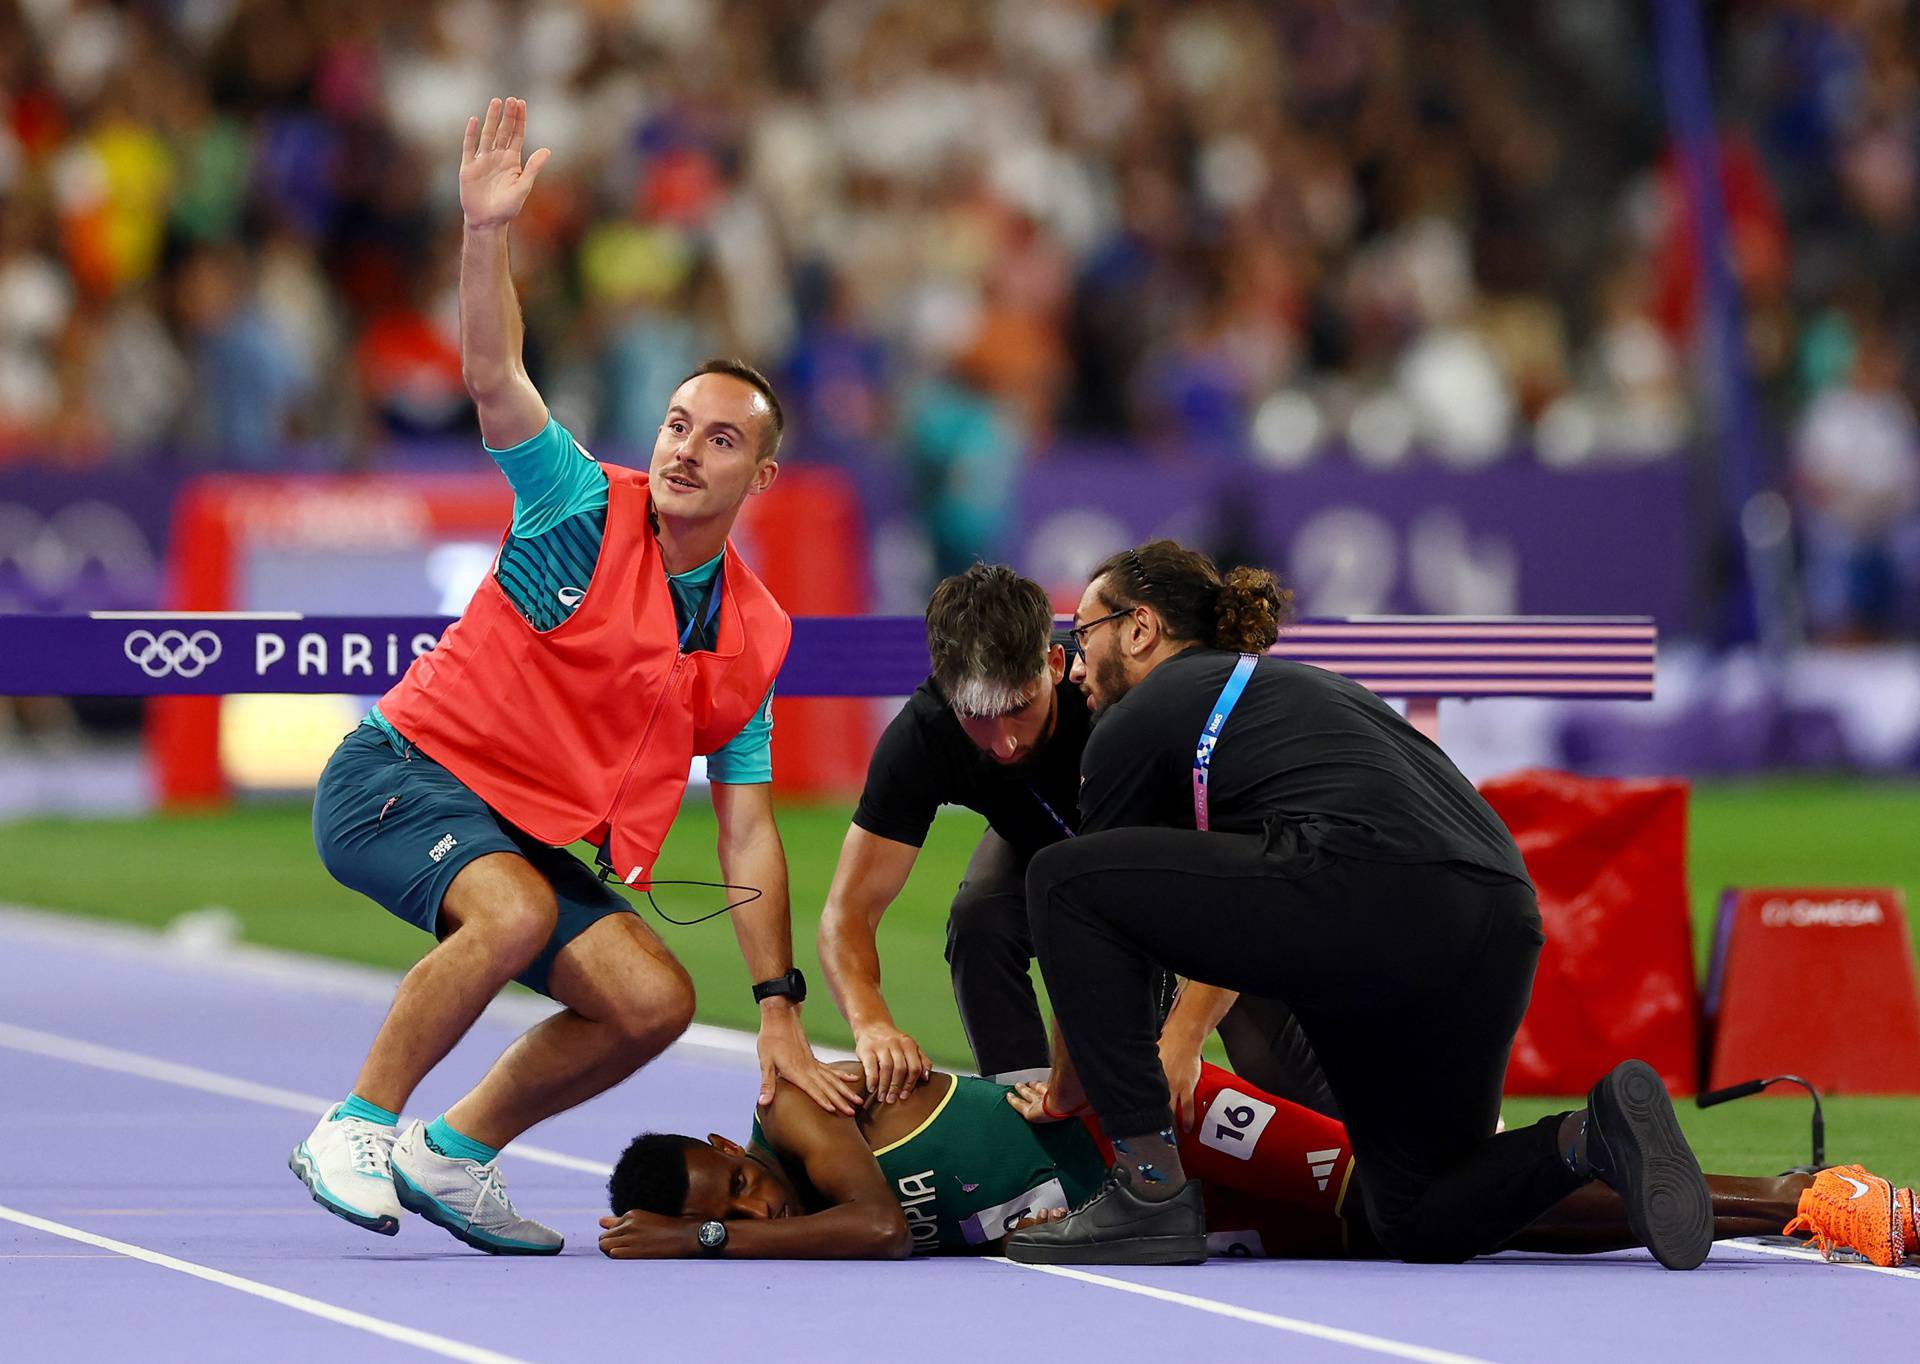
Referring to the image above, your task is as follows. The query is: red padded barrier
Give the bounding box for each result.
[1704,888,1920,1094]
[1479,770,1699,1095]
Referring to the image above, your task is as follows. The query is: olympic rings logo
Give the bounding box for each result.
[123,629,224,678]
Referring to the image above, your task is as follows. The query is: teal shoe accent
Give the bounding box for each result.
[289,1144,399,1236]
[425,1115,498,1164]
[337,1094,399,1127]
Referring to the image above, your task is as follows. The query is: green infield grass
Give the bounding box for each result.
[0,777,1915,1185]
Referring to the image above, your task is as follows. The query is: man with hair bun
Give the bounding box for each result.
[1007,539,1716,1273]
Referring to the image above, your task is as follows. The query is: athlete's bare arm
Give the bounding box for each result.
[817,825,932,1102]
[457,97,551,450]
[712,781,863,1116]
[597,1069,914,1260]
[1160,982,1240,1129]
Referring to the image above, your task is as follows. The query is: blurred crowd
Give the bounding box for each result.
[0,0,1917,633]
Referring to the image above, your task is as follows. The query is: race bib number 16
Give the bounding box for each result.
[1197,1086,1276,1161]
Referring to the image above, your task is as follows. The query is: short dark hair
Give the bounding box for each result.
[1091,539,1291,652]
[925,564,1055,717]
[678,358,785,461]
[608,1132,704,1216]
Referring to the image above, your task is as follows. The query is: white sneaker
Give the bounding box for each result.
[289,1104,403,1236]
[388,1121,563,1256]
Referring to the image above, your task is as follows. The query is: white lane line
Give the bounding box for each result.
[1727,1237,1920,1282]
[0,903,853,1066]
[0,1204,530,1363]
[0,1021,614,1177]
[990,1260,1497,1364]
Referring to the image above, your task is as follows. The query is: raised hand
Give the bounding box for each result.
[459,97,551,230]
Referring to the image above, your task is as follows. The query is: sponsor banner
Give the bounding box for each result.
[1016,457,1693,628]
[0,613,937,697]
[0,468,182,612]
[1705,887,1920,1093]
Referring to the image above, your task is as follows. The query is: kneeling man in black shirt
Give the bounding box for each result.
[817,565,1089,1096]
[1006,540,1715,1273]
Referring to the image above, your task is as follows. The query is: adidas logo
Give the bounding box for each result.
[428,833,458,863]
[1307,1146,1341,1192]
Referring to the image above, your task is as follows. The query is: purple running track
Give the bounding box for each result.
[0,908,1911,1364]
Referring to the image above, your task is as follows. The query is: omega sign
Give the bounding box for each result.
[1759,897,1886,928]
[255,631,440,678]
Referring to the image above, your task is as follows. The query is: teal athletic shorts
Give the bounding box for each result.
[311,725,637,998]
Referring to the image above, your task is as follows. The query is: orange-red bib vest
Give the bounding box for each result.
[380,464,791,885]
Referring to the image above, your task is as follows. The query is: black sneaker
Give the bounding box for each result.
[1004,1167,1206,1266]
[1585,1059,1714,1270]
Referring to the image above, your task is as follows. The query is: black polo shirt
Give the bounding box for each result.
[852,676,1091,862]
[1078,649,1532,884]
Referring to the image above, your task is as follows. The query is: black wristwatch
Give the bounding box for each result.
[752,967,807,1006]
[696,1219,728,1255]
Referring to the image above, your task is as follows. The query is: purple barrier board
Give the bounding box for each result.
[0,468,183,612]
[0,614,936,698]
[1015,457,1694,630]
[0,613,1656,703]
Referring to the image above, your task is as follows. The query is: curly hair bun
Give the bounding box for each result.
[1216,566,1291,653]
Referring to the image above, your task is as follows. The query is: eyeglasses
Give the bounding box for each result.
[1068,607,1134,651]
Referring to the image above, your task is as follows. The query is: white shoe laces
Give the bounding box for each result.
[345,1124,389,1177]
[473,1162,518,1214]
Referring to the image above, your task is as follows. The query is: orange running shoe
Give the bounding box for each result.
[1898,1187,1917,1256]
[1783,1165,1904,1267]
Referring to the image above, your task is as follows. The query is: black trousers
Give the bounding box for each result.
[1026,822,1585,1264]
[1216,993,1341,1120]
[949,829,1338,1094]
[946,831,1051,1078]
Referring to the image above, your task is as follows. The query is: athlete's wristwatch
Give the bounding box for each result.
[752,967,807,1006]
[696,1219,728,1255]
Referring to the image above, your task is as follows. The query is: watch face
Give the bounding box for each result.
[698,1220,727,1250]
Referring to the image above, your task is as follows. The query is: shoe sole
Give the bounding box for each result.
[1005,1234,1207,1267]
[390,1164,563,1257]
[288,1146,400,1237]
[1590,1060,1713,1270]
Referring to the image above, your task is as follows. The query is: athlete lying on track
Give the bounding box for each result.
[597,1063,1916,1265]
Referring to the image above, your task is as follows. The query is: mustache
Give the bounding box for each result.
[659,465,705,488]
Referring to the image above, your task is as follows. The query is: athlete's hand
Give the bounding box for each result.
[853,1022,931,1104]
[757,1001,862,1115]
[598,1211,694,1259]
[460,97,551,230]
[1005,1081,1081,1124]
[1159,1034,1204,1132]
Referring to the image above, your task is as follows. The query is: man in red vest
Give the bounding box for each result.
[291,96,858,1256]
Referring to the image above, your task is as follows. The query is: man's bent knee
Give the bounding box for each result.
[603,968,696,1053]
[441,854,559,968]
[946,882,1028,965]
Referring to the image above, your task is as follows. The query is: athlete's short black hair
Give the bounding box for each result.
[608,1132,703,1216]
[678,358,785,461]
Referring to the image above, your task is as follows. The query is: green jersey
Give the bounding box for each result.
[871,1075,1108,1254]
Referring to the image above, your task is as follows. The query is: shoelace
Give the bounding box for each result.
[472,1162,519,1215]
[346,1126,389,1177]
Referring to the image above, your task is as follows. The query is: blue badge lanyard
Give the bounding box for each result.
[1193,654,1258,831]
[1025,782,1076,841]
[678,567,725,650]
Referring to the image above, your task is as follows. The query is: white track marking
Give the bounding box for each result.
[991,1260,1497,1363]
[0,903,852,1066]
[0,1021,612,1177]
[0,1204,530,1363]
[1727,1237,1920,1281]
